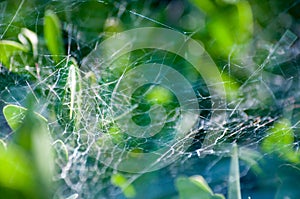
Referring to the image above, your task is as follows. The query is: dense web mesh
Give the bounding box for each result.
[0,0,300,199]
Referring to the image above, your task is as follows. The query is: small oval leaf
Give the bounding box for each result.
[3,104,47,131]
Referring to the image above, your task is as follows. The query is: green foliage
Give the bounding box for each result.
[0,1,299,198]
[18,28,38,59]
[0,145,37,199]
[44,9,65,63]
[1,102,54,199]
[262,118,300,163]
[0,27,38,74]
[175,144,245,199]
[176,175,225,199]
[145,85,174,105]
[111,173,136,198]
[3,104,47,131]
[259,118,300,198]
[0,40,28,71]
[190,0,253,57]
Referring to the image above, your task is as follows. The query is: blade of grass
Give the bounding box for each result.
[228,143,241,199]
[54,58,82,131]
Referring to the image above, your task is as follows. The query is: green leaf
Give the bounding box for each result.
[190,0,217,14]
[0,145,37,198]
[190,0,253,57]
[262,118,299,163]
[44,9,65,62]
[145,85,173,105]
[111,173,136,198]
[262,118,293,152]
[0,111,53,199]
[0,40,28,70]
[0,29,38,74]
[176,175,225,199]
[9,103,54,198]
[3,103,54,191]
[3,104,47,132]
[31,121,54,191]
[208,15,234,56]
[18,28,38,58]
[236,1,253,42]
[228,143,241,199]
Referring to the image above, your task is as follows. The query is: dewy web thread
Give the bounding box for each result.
[82,27,227,173]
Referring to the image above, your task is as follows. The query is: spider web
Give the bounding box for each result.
[0,0,300,199]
